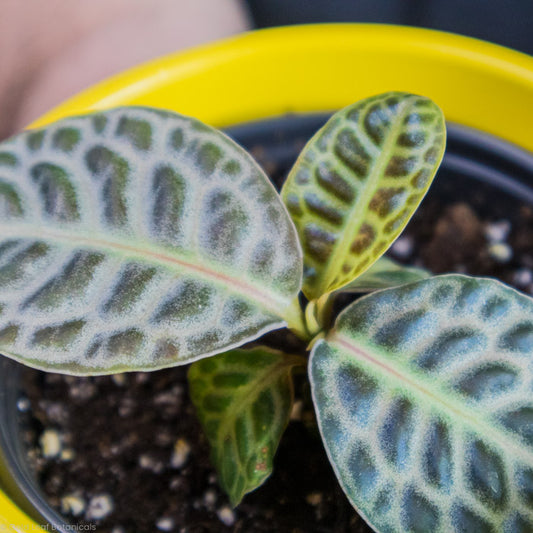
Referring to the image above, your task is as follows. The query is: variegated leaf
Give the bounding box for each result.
[282,92,445,300]
[0,107,303,374]
[189,347,303,505]
[340,256,429,293]
[310,275,533,533]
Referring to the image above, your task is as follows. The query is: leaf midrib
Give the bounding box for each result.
[0,223,289,316]
[331,332,533,465]
[217,355,303,442]
[318,98,415,296]
[212,354,303,501]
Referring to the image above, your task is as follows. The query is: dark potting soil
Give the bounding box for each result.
[17,142,533,533]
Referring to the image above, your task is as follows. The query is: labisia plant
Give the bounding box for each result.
[0,92,532,532]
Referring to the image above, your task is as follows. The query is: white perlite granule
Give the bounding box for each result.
[156,517,175,531]
[39,429,62,458]
[391,236,414,259]
[171,438,191,468]
[488,242,513,263]
[217,506,236,527]
[86,494,114,521]
[60,494,86,516]
[485,220,511,243]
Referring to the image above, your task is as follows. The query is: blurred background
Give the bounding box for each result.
[247,0,533,55]
[1,0,532,140]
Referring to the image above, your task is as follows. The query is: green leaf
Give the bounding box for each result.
[189,347,303,505]
[282,92,445,300]
[310,275,533,533]
[339,256,429,292]
[0,107,303,375]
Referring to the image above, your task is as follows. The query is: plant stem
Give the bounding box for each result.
[305,300,322,338]
[283,297,312,341]
[315,291,336,330]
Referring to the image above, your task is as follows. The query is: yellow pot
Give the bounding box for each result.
[2,23,533,530]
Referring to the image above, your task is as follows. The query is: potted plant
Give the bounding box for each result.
[1,24,533,533]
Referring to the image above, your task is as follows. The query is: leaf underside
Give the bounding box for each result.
[189,347,301,505]
[341,256,430,293]
[310,275,533,533]
[0,107,302,374]
[282,92,445,300]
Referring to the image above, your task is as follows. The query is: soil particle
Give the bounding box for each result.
[17,397,30,412]
[420,202,486,272]
[513,267,533,287]
[203,489,217,508]
[139,453,165,474]
[306,493,323,506]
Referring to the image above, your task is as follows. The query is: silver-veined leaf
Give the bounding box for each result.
[282,92,445,300]
[310,275,533,533]
[0,107,302,374]
[340,256,429,293]
[188,347,304,505]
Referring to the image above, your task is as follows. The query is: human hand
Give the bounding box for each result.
[0,0,250,139]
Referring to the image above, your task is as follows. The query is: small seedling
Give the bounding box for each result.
[0,93,532,532]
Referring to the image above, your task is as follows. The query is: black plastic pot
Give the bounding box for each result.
[1,116,533,530]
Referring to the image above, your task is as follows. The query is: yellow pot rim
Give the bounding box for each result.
[3,23,533,529]
[32,23,533,150]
